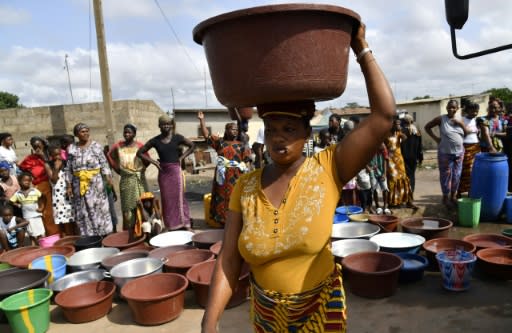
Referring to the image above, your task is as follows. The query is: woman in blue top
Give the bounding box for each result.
[425,99,468,207]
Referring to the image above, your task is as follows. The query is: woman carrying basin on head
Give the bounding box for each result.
[201,23,396,333]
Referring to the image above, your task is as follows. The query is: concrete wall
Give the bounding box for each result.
[2,99,166,159]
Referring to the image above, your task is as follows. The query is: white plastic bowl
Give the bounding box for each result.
[331,239,379,259]
[331,222,380,239]
[370,232,426,253]
[149,231,195,248]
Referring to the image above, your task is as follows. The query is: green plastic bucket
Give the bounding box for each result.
[0,262,12,271]
[0,288,53,333]
[457,198,481,227]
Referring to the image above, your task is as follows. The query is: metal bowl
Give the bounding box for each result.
[67,247,120,272]
[331,239,379,260]
[331,222,380,240]
[105,257,167,289]
[49,269,107,293]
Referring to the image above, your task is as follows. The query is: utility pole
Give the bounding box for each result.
[93,0,116,146]
[64,54,74,104]
[170,87,175,115]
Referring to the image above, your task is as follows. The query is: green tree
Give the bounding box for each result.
[483,88,512,104]
[0,91,21,109]
[412,95,432,100]
[344,102,362,108]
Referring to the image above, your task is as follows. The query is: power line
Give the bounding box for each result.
[153,0,201,77]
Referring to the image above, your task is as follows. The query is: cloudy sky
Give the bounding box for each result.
[1,0,512,112]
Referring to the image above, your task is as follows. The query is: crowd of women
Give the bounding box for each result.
[0,117,196,250]
[425,97,508,208]
[319,112,421,214]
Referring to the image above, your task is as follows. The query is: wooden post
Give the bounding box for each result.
[93,0,115,146]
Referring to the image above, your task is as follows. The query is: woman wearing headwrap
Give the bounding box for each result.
[64,123,113,236]
[0,160,20,202]
[197,111,251,227]
[19,136,59,235]
[201,23,396,332]
[107,124,148,234]
[137,115,195,231]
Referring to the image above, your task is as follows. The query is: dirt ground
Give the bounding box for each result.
[1,156,512,332]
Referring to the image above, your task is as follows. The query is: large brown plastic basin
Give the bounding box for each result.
[102,230,146,250]
[186,259,250,308]
[342,251,403,298]
[55,280,116,323]
[8,245,75,268]
[121,273,188,325]
[193,4,360,107]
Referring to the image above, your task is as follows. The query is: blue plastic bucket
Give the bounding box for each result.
[469,153,508,221]
[333,214,349,224]
[29,255,67,284]
[502,196,512,224]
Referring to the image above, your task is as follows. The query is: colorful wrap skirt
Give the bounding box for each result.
[458,143,480,194]
[251,265,346,333]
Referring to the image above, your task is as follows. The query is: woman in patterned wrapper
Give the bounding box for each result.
[65,123,113,236]
[137,115,195,231]
[201,23,396,333]
[197,111,252,227]
[107,124,148,236]
[44,145,76,237]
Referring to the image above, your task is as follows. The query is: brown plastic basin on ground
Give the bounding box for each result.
[55,280,116,323]
[209,241,222,256]
[422,238,476,270]
[54,235,80,248]
[368,215,400,232]
[341,251,403,298]
[148,244,197,259]
[164,249,215,275]
[192,4,360,107]
[121,273,189,325]
[400,217,453,240]
[74,235,102,251]
[101,249,150,271]
[192,230,224,249]
[476,248,512,280]
[0,246,39,264]
[462,233,512,251]
[8,245,75,268]
[121,242,154,252]
[186,259,250,308]
[102,231,146,250]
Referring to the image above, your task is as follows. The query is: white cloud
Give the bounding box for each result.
[0,5,30,25]
[1,0,512,111]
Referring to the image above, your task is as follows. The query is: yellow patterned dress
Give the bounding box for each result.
[385,132,414,206]
[230,145,346,332]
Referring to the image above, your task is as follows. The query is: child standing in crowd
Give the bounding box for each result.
[44,146,76,237]
[0,204,29,250]
[371,142,390,215]
[10,172,46,245]
[0,160,20,202]
[135,192,163,240]
[356,164,374,213]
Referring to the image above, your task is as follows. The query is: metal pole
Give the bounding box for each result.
[93,0,116,146]
[64,54,74,104]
